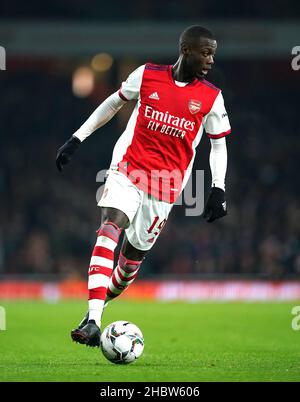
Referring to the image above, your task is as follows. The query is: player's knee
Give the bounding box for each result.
[101,207,129,229]
[121,238,148,261]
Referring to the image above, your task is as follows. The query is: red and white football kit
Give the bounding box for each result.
[111,63,231,203]
[72,63,231,325]
[74,63,231,251]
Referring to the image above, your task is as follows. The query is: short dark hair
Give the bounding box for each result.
[179,25,215,48]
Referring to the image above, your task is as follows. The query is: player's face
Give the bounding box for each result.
[184,38,217,79]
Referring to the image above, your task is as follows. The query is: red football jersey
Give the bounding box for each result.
[110,63,231,203]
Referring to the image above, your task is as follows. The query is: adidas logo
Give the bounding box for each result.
[149,92,160,100]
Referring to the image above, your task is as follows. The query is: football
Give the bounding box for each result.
[100,320,144,364]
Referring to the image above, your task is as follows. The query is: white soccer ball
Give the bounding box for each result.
[100,320,144,364]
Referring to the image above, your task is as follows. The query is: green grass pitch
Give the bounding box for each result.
[0,300,299,382]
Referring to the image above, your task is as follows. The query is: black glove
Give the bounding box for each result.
[56,135,81,172]
[202,187,227,223]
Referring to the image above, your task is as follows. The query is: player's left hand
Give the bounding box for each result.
[202,187,227,223]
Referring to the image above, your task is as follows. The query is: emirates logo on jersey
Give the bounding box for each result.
[188,99,202,114]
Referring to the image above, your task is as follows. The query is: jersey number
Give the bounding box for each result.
[147,216,167,237]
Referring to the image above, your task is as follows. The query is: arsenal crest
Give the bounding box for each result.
[188,99,202,114]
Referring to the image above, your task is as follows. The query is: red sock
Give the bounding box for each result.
[88,222,121,326]
[106,252,142,301]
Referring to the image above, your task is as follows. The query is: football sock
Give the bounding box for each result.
[106,252,142,301]
[88,221,121,327]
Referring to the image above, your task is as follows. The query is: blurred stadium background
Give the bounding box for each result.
[1,1,300,301]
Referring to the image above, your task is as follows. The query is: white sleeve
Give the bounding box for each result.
[73,65,145,141]
[118,65,145,101]
[73,91,126,142]
[209,137,227,191]
[203,91,231,139]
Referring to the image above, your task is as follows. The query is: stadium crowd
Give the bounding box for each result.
[0,57,299,279]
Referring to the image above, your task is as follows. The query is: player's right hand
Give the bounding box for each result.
[56,135,81,172]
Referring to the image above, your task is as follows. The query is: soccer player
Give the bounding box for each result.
[56,25,231,347]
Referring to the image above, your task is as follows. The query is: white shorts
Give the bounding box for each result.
[98,170,173,251]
